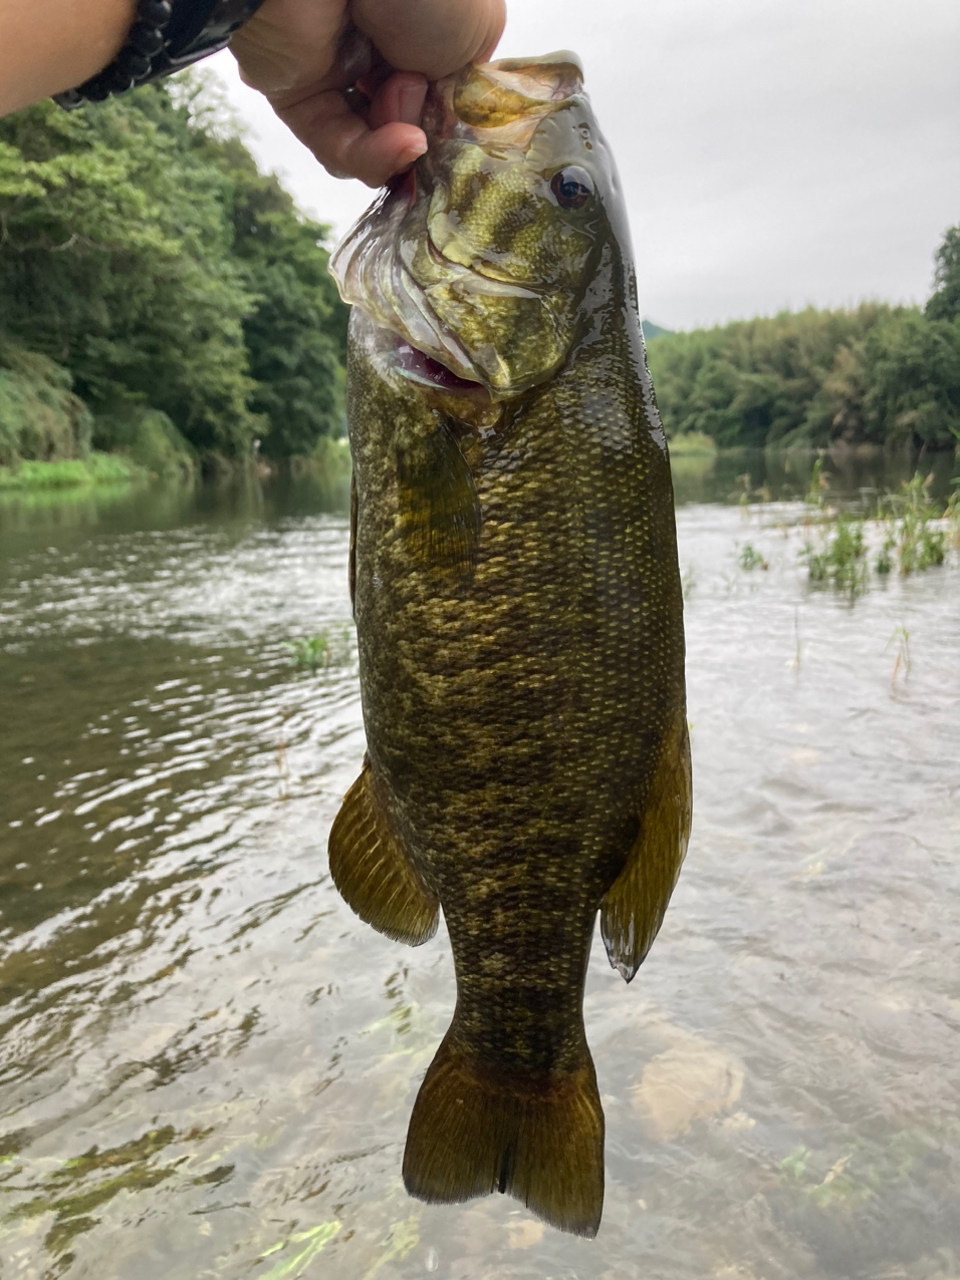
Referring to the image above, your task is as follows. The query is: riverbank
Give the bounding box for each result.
[0,453,147,491]
[0,436,352,496]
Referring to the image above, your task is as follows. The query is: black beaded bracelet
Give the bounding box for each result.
[54,0,266,110]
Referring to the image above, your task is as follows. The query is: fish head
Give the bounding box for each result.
[331,52,631,402]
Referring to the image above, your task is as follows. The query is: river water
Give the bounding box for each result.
[1,452,958,1280]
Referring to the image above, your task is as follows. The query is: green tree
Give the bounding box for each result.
[210,137,347,456]
[647,306,889,448]
[0,75,350,465]
[859,310,960,449]
[926,225,960,323]
[0,92,260,458]
[648,281,960,452]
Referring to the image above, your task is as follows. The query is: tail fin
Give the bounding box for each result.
[402,1029,604,1237]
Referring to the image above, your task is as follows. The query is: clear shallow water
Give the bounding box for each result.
[1,458,959,1279]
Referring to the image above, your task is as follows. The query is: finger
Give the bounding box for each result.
[351,0,505,81]
[274,88,427,186]
[368,71,427,130]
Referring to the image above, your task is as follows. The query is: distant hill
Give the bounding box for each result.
[642,320,672,341]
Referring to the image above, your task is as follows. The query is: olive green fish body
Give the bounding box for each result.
[328,53,691,1237]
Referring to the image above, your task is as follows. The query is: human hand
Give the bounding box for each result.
[230,0,505,187]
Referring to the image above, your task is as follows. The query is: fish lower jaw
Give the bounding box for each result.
[393,340,486,396]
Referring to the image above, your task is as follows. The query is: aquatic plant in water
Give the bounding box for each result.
[877,472,946,575]
[258,1221,342,1279]
[805,455,828,509]
[888,625,912,687]
[946,479,960,544]
[284,633,331,672]
[0,1125,206,1262]
[801,513,869,598]
[738,543,769,571]
[801,471,956,595]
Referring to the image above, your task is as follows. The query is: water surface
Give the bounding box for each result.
[1,456,958,1279]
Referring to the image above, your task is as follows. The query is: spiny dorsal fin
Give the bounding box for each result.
[328,762,439,946]
[600,709,692,981]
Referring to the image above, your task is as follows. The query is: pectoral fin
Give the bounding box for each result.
[601,712,692,982]
[328,761,439,945]
[396,418,480,585]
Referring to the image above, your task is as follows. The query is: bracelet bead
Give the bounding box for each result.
[85,80,114,102]
[140,0,173,23]
[128,22,167,57]
[54,0,266,110]
[116,48,153,80]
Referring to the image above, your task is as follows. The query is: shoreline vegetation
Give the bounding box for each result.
[0,435,352,494]
[1,74,957,489]
[645,225,960,457]
[1,72,348,487]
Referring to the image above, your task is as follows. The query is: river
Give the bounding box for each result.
[1,451,958,1279]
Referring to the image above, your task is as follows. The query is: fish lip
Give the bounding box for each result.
[393,264,489,385]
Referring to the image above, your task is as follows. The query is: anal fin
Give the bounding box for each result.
[328,761,439,945]
[601,709,692,981]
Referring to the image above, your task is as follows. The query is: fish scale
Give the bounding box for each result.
[327,52,691,1236]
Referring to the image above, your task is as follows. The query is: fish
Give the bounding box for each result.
[327,51,691,1238]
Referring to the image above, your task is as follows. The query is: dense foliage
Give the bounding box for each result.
[0,76,347,468]
[647,226,960,451]
[1,81,955,467]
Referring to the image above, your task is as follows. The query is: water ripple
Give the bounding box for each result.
[1,485,958,1278]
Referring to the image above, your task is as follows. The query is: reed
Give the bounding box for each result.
[801,514,868,598]
[738,543,769,571]
[284,634,331,672]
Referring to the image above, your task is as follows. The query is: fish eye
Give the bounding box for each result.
[550,166,595,210]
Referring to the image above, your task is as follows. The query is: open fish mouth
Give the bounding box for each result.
[393,340,486,395]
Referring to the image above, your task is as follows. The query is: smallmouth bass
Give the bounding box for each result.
[328,52,691,1237]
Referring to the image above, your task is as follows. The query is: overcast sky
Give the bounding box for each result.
[210,0,960,331]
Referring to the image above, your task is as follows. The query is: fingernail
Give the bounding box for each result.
[398,138,428,167]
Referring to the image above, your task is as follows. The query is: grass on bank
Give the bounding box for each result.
[667,431,718,457]
[0,453,145,491]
